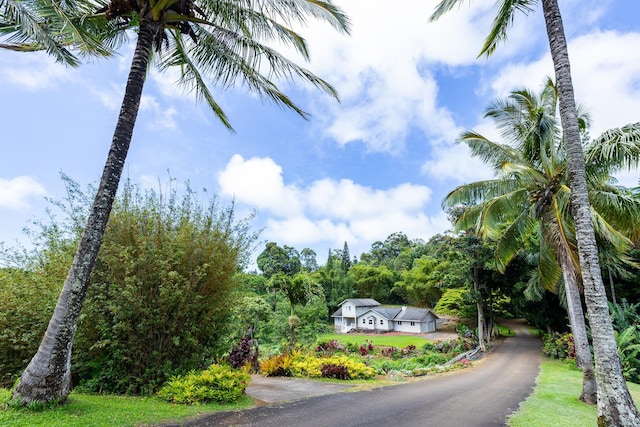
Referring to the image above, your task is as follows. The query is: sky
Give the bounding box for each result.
[1,0,639,268]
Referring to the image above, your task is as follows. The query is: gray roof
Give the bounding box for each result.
[331,307,342,318]
[338,298,380,307]
[394,307,439,322]
[368,307,402,320]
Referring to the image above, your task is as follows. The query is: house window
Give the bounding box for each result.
[380,320,384,325]
[347,306,351,311]
[362,319,366,324]
[368,319,373,325]
[410,322,415,326]
[398,321,402,325]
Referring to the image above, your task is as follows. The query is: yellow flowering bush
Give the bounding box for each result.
[291,354,375,379]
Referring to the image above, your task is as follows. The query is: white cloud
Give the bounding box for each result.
[0,176,46,210]
[490,30,640,138]
[0,54,74,90]
[218,155,447,255]
[217,155,304,217]
[282,0,504,154]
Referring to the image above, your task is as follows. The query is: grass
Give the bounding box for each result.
[318,333,430,348]
[508,359,640,426]
[0,390,253,427]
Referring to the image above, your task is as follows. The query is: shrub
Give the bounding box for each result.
[320,364,350,380]
[157,364,250,404]
[228,336,259,372]
[260,353,294,377]
[346,342,360,353]
[290,354,375,379]
[73,181,256,394]
[315,340,344,355]
[543,332,575,360]
[616,325,640,384]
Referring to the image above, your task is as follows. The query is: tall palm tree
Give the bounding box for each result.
[431,1,640,423]
[12,0,350,405]
[444,79,640,404]
[0,0,112,65]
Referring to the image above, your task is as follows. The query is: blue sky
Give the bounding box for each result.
[1,0,639,266]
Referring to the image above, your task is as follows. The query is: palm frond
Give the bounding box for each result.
[586,122,640,172]
[459,131,522,170]
[588,184,640,242]
[479,0,537,57]
[442,178,521,209]
[428,0,468,22]
[159,30,233,129]
[1,0,113,64]
[537,234,562,292]
[493,206,537,272]
[481,188,529,240]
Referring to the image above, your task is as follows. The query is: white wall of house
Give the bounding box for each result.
[357,312,393,332]
[394,320,423,333]
[342,302,357,318]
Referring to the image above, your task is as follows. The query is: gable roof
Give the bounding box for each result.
[394,307,439,322]
[338,298,380,307]
[367,307,402,320]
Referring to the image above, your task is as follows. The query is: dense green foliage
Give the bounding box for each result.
[0,178,256,394]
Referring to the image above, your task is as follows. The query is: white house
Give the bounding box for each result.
[331,299,439,334]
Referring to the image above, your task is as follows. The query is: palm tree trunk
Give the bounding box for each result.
[559,255,597,404]
[541,0,640,424]
[12,24,155,405]
[608,269,617,305]
[473,266,487,351]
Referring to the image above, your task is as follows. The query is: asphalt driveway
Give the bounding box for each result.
[166,319,541,427]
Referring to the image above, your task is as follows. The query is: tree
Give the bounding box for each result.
[268,271,323,350]
[394,256,442,308]
[12,1,350,405]
[341,241,352,274]
[431,1,640,423]
[300,248,319,272]
[257,242,302,279]
[443,79,640,405]
[347,263,395,303]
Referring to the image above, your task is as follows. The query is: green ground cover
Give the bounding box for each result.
[508,359,640,426]
[0,391,253,427]
[318,333,430,348]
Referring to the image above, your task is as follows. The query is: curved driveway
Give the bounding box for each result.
[173,320,541,427]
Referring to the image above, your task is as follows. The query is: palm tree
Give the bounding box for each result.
[11,0,350,405]
[444,79,640,405]
[431,1,640,423]
[0,0,111,65]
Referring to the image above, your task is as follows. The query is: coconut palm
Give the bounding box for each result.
[0,0,112,65]
[444,79,640,405]
[431,1,640,423]
[12,0,350,405]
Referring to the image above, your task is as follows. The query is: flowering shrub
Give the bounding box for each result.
[543,332,576,360]
[157,364,250,404]
[315,340,345,355]
[291,354,375,379]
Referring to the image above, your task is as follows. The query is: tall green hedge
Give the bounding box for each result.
[0,178,256,394]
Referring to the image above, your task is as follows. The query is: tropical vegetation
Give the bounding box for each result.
[8,0,351,407]
[431,0,640,423]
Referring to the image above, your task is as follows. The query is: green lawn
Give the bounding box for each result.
[318,333,430,348]
[0,391,253,427]
[508,359,640,426]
